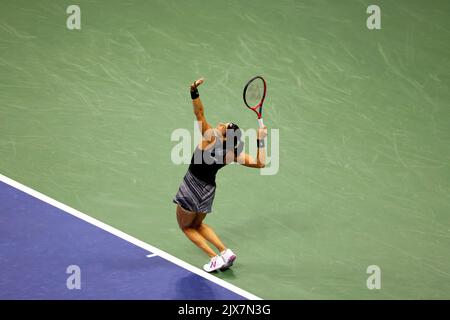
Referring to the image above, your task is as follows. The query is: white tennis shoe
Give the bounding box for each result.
[203,255,226,273]
[220,249,237,270]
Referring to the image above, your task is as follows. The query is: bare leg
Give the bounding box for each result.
[182,228,217,258]
[196,223,227,253]
[176,205,217,258]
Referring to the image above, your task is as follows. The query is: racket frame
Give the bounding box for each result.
[243,76,267,128]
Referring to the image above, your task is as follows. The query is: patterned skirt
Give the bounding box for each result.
[173,170,216,213]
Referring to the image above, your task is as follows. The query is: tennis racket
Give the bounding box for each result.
[243,76,267,128]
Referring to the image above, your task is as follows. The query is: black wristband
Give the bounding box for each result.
[257,139,265,148]
[190,88,199,99]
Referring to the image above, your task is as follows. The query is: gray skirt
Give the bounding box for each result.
[173,170,216,213]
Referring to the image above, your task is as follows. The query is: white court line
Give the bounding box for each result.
[0,173,261,300]
[146,253,157,258]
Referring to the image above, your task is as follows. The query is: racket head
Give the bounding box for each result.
[243,76,266,119]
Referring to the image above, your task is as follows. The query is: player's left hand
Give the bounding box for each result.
[191,78,204,90]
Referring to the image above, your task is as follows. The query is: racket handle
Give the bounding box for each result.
[258,118,264,128]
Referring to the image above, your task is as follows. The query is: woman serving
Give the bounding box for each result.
[173,78,267,272]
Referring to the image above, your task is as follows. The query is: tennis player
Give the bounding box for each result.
[173,78,267,272]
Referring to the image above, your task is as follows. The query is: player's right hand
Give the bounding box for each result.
[257,126,268,139]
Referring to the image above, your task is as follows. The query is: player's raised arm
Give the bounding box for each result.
[190,78,212,139]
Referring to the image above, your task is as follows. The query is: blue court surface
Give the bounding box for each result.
[0,176,258,300]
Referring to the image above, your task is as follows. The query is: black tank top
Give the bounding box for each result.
[188,139,228,185]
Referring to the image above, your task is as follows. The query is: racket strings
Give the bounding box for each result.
[245,80,264,107]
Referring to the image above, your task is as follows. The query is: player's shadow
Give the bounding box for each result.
[175,273,216,299]
[175,269,237,299]
[218,268,236,280]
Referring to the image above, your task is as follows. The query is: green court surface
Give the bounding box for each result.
[1,0,449,299]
